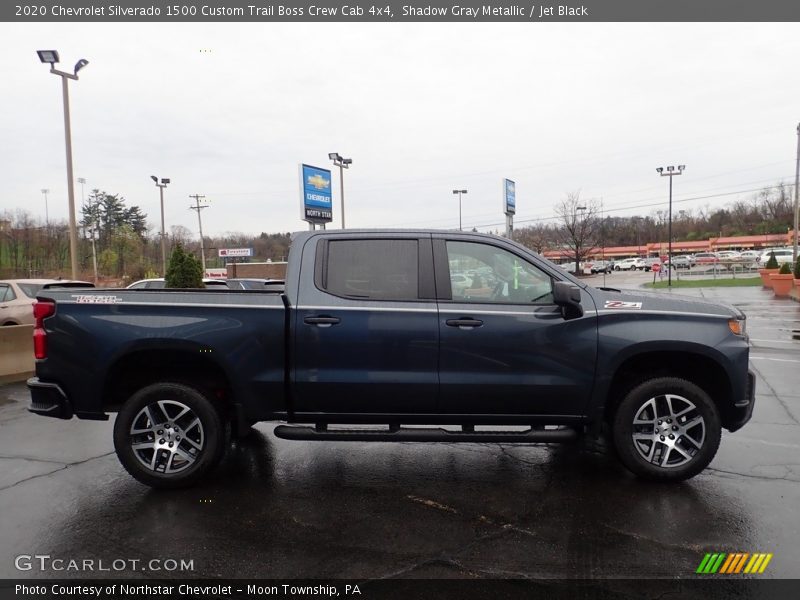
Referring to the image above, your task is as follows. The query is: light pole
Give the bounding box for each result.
[41,189,50,225]
[656,165,685,287]
[151,176,170,276]
[574,205,586,276]
[452,189,468,231]
[37,50,88,280]
[793,123,800,264]
[329,152,352,229]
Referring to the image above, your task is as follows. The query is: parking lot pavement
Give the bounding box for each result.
[1,284,798,580]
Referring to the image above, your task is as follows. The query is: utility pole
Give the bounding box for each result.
[452,189,468,231]
[189,194,208,274]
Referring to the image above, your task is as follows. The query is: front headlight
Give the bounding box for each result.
[728,318,746,337]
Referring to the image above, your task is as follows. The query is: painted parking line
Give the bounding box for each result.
[750,356,800,363]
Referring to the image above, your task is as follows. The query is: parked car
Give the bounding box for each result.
[226,278,285,291]
[716,251,742,261]
[0,279,94,326]
[759,248,793,266]
[126,278,230,289]
[588,260,614,274]
[614,258,646,271]
[739,250,760,264]
[694,252,720,264]
[642,258,662,272]
[664,256,692,269]
[27,229,755,488]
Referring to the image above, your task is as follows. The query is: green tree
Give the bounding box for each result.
[165,244,203,288]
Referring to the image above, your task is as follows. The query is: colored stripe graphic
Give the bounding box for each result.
[734,553,749,573]
[697,552,772,574]
[759,554,773,573]
[720,554,736,574]
[696,554,712,574]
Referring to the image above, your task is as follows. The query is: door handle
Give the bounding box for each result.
[304,316,341,327]
[445,318,483,329]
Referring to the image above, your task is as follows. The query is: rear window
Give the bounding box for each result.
[322,239,419,301]
[17,283,43,298]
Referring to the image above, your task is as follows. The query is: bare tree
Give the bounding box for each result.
[554,192,599,275]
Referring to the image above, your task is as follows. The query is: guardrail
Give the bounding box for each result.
[0,325,34,383]
[669,261,762,280]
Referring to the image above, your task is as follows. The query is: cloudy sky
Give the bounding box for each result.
[1,22,799,238]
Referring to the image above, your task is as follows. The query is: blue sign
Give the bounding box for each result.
[504,179,516,215]
[300,164,333,222]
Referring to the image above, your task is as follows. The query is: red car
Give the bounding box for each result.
[694,252,719,264]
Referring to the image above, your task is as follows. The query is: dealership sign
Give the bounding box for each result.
[503,178,516,216]
[218,248,253,257]
[300,164,333,223]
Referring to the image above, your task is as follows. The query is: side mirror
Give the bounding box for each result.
[553,281,584,319]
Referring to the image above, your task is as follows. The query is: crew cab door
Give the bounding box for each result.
[292,234,439,415]
[433,236,597,417]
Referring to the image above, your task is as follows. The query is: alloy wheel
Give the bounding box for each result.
[630,394,705,468]
[129,400,205,474]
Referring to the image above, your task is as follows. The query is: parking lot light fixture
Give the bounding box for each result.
[152,176,170,276]
[329,153,352,229]
[453,189,468,231]
[37,49,88,279]
[657,164,686,288]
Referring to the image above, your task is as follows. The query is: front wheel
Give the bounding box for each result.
[611,378,721,482]
[113,382,226,489]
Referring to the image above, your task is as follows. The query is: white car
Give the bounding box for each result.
[614,258,646,271]
[759,248,793,267]
[126,278,230,289]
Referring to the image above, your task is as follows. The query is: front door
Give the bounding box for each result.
[435,237,597,417]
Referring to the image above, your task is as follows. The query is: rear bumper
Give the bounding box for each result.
[27,377,73,419]
[726,370,756,433]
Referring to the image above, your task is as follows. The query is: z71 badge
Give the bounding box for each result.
[604,300,642,309]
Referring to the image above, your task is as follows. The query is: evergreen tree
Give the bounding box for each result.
[165,244,203,288]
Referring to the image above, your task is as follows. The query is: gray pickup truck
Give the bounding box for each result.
[28,230,754,488]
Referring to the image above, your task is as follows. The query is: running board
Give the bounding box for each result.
[273,425,578,443]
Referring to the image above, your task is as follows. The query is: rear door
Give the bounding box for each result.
[292,234,439,415]
[434,236,598,417]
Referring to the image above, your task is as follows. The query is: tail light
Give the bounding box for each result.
[33,300,56,360]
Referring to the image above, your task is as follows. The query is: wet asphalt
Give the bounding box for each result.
[0,273,798,581]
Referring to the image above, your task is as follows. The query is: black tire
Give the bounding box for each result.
[611,377,721,482]
[113,382,227,489]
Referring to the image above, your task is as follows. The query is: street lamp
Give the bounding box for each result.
[656,165,685,287]
[151,176,170,276]
[793,123,800,264]
[40,189,50,225]
[37,49,89,280]
[329,152,352,229]
[452,189,468,231]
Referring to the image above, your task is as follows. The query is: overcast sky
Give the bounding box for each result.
[1,22,799,239]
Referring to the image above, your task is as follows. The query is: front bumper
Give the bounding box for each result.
[27,377,73,419]
[726,370,756,432]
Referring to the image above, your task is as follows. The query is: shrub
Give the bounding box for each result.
[794,256,800,279]
[765,252,779,269]
[165,244,203,288]
[779,262,792,275]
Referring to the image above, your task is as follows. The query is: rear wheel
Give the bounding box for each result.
[612,377,721,481]
[113,382,226,489]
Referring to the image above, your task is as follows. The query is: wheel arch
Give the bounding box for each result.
[101,347,237,419]
[602,348,735,429]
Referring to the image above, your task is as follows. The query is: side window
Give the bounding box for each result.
[445,241,553,304]
[323,239,419,301]
[0,285,11,302]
